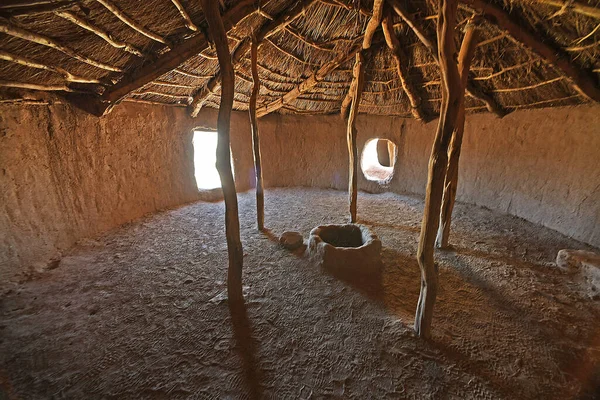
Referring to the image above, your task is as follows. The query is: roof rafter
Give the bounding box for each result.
[381,9,427,121]
[386,0,506,117]
[256,37,364,118]
[460,0,600,102]
[188,0,317,117]
[94,0,169,45]
[90,0,257,116]
[0,18,122,72]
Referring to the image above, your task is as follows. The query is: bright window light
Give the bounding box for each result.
[361,138,396,182]
[192,130,233,190]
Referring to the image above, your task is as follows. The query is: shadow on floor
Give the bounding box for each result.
[229,300,265,400]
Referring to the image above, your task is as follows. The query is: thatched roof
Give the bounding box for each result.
[0,0,598,118]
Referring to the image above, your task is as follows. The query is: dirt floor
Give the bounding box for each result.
[1,188,599,399]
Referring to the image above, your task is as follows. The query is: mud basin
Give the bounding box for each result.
[308,224,382,273]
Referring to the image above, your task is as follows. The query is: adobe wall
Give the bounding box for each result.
[2,101,598,283]
[258,104,600,248]
[0,103,254,283]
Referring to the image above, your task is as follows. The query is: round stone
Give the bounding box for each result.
[280,231,304,250]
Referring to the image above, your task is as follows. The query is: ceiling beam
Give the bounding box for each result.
[95,0,256,115]
[188,0,317,117]
[460,0,600,102]
[256,38,364,118]
[386,0,506,117]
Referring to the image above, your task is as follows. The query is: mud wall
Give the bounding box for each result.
[0,103,255,283]
[258,104,600,248]
[2,101,598,283]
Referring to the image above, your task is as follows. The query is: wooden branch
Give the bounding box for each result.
[257,38,363,117]
[341,0,383,118]
[0,0,78,17]
[415,0,462,340]
[460,0,600,102]
[319,0,372,16]
[200,0,244,303]
[173,68,213,79]
[123,98,186,106]
[533,0,600,20]
[189,0,316,117]
[0,80,87,92]
[381,11,426,121]
[492,76,564,92]
[0,19,122,72]
[170,0,198,31]
[95,0,168,45]
[363,0,384,49]
[0,49,100,84]
[100,0,256,109]
[249,38,265,231]
[283,25,335,51]
[347,52,365,223]
[386,0,506,116]
[56,11,144,57]
[436,16,480,249]
[152,80,195,89]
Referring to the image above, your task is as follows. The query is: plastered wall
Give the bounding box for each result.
[258,104,600,248]
[1,101,598,283]
[0,103,254,283]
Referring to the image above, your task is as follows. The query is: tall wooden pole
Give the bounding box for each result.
[436,17,480,249]
[345,0,383,222]
[200,0,244,303]
[414,0,462,339]
[249,37,265,231]
[347,52,365,223]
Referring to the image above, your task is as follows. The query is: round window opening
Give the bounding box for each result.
[361,138,397,183]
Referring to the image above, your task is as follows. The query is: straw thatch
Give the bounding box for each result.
[0,0,598,117]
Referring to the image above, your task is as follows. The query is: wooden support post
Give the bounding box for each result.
[200,0,244,303]
[340,0,383,119]
[436,17,480,249]
[381,10,426,121]
[249,38,265,231]
[414,0,462,339]
[347,52,365,223]
[386,0,506,117]
[344,0,381,221]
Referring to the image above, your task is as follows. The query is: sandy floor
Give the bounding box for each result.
[1,188,599,399]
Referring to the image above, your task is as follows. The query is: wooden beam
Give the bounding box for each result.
[381,10,427,121]
[436,16,480,249]
[200,0,244,303]
[0,80,87,92]
[460,0,600,102]
[188,0,316,117]
[100,0,256,111]
[347,52,365,223]
[170,0,198,31]
[95,0,169,45]
[340,0,383,118]
[55,10,144,57]
[257,38,363,118]
[0,18,122,72]
[0,49,101,84]
[386,0,506,116]
[533,0,600,20]
[249,38,265,231]
[0,0,78,17]
[415,0,462,339]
